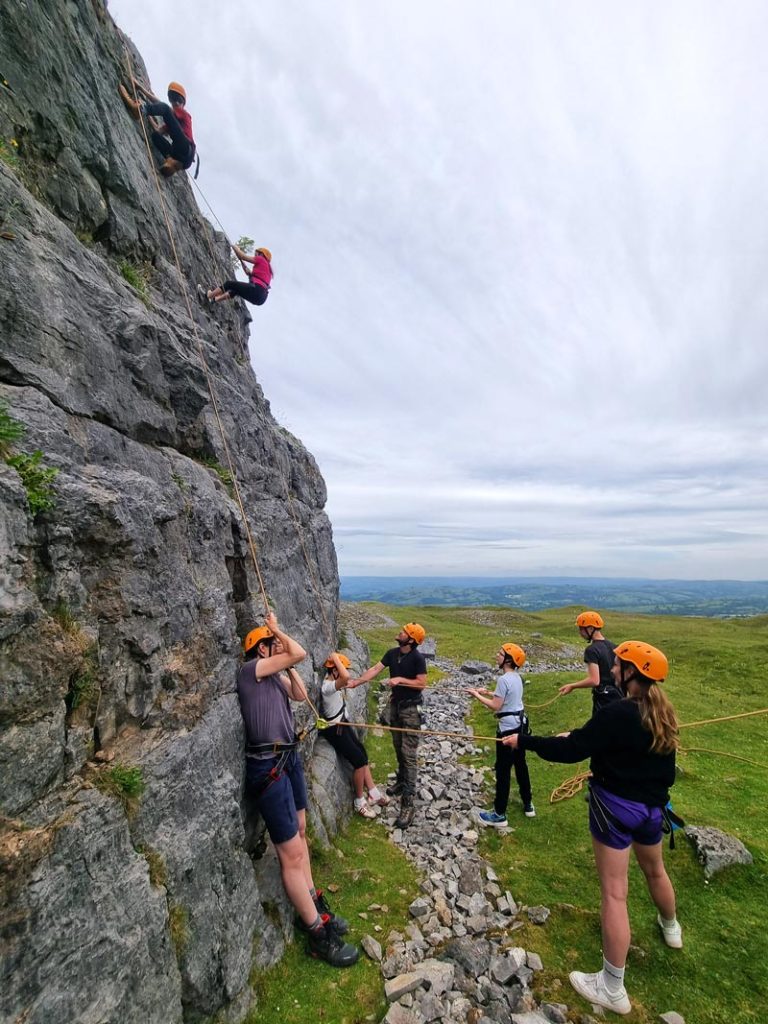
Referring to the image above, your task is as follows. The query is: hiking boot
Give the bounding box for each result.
[118,84,142,121]
[314,889,349,935]
[160,157,184,178]
[478,809,508,828]
[306,915,359,967]
[569,971,631,1015]
[523,803,536,818]
[395,797,415,829]
[657,913,683,948]
[386,780,403,797]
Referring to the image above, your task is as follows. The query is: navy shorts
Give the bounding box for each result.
[588,784,664,850]
[246,751,308,845]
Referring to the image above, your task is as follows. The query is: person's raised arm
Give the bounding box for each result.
[131,76,159,103]
[253,612,307,678]
[348,661,385,689]
[281,665,308,702]
[233,244,256,265]
[330,652,351,691]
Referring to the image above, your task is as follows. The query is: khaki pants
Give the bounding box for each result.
[391,702,421,797]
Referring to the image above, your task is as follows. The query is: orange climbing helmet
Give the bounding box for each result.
[324,652,351,669]
[167,82,186,102]
[255,247,272,262]
[500,642,526,668]
[244,625,273,654]
[403,622,426,645]
[614,640,668,683]
[576,611,604,629]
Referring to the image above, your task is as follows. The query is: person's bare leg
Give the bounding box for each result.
[362,765,376,793]
[592,837,631,967]
[274,832,317,925]
[633,840,676,919]
[213,290,234,303]
[352,767,366,799]
[206,287,226,300]
[296,809,316,892]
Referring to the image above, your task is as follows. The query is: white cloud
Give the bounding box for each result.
[110,0,768,578]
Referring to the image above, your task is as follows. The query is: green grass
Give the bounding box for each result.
[95,764,145,813]
[0,136,21,170]
[0,400,26,456]
[349,602,768,1024]
[118,259,152,306]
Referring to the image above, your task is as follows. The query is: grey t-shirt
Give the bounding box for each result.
[494,671,525,729]
[236,660,294,752]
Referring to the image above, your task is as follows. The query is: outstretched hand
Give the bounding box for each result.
[501,733,519,749]
[559,683,574,696]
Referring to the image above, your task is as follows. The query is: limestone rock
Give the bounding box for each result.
[659,1013,686,1024]
[526,905,551,925]
[460,660,493,675]
[685,825,753,878]
[385,972,424,1002]
[362,934,383,961]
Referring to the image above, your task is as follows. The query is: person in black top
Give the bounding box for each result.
[349,623,428,828]
[503,640,682,1017]
[559,610,621,714]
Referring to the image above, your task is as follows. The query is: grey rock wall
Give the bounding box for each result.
[0,2,355,1021]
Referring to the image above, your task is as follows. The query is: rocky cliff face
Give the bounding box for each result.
[0,3,357,1021]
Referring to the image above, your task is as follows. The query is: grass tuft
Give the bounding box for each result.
[95,763,145,814]
[118,259,152,307]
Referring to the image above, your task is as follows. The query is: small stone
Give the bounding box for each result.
[526,905,550,925]
[409,897,430,918]
[659,1014,686,1024]
[382,1004,420,1024]
[384,971,423,1002]
[526,951,543,971]
[361,934,382,961]
[541,1003,568,1024]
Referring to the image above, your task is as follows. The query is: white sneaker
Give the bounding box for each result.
[569,970,631,1016]
[523,802,536,817]
[657,913,683,948]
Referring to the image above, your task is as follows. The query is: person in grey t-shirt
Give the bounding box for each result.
[237,611,358,968]
[467,642,535,826]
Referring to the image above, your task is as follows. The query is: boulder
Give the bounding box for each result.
[685,826,753,878]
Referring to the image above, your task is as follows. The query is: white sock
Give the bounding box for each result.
[354,797,366,809]
[602,958,625,993]
[369,787,382,801]
[661,914,678,928]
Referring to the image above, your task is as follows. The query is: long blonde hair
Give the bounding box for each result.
[635,682,679,754]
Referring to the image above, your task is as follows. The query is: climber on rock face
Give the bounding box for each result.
[119,78,195,178]
[198,246,273,308]
[318,652,390,819]
[349,623,428,830]
[237,612,359,968]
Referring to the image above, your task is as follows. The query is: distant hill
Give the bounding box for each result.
[340,575,768,617]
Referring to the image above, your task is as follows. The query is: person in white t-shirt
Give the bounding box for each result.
[319,652,390,818]
[467,642,535,826]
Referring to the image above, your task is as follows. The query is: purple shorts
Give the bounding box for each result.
[588,784,663,850]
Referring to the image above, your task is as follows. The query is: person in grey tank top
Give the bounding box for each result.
[237,611,358,968]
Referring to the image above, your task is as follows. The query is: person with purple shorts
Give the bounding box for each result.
[503,640,682,1016]
[237,611,358,967]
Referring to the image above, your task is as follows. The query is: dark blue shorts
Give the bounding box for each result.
[588,784,664,850]
[246,751,308,845]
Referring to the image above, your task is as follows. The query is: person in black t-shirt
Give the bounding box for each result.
[559,610,621,714]
[349,623,428,828]
[503,640,682,1017]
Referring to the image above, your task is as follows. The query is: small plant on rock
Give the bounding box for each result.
[95,763,145,813]
[118,259,152,307]
[168,903,189,956]
[0,137,20,170]
[0,401,25,456]
[199,456,234,497]
[6,450,58,514]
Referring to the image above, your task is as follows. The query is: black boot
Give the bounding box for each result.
[395,796,415,829]
[386,780,404,797]
[314,889,349,935]
[306,915,359,967]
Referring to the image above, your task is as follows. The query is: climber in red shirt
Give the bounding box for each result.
[199,245,274,308]
[119,78,195,179]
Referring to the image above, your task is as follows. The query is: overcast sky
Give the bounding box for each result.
[110,0,768,580]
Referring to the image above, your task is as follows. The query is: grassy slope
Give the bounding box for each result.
[356,603,768,1024]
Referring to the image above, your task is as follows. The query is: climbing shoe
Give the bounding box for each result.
[118,84,142,121]
[314,889,349,935]
[386,780,403,797]
[395,797,415,829]
[160,157,184,178]
[569,971,631,1016]
[196,284,214,306]
[478,810,508,828]
[657,913,683,948]
[306,915,359,967]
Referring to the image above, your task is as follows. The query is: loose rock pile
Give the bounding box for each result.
[365,667,565,1024]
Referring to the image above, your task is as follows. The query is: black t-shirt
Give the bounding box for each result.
[381,646,427,705]
[520,698,676,806]
[585,638,621,712]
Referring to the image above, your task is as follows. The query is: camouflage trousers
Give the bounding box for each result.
[391,702,421,798]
